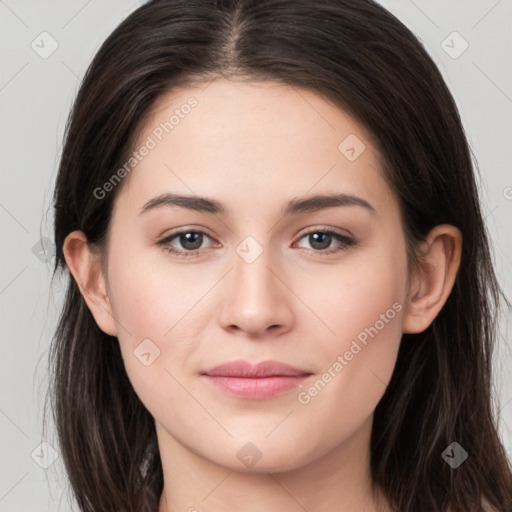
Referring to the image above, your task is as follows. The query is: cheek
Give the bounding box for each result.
[335,245,406,371]
[104,249,212,405]
[106,271,188,424]
[295,243,407,428]
[106,243,204,339]
[297,240,407,349]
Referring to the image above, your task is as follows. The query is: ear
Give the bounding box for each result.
[62,230,118,336]
[402,224,462,334]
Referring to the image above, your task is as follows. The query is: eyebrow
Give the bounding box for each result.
[140,192,376,216]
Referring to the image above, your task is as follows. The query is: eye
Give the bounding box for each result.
[157,228,356,258]
[293,229,356,256]
[157,229,217,258]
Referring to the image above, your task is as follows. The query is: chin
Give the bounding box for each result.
[206,439,321,474]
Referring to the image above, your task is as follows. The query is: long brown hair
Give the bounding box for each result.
[47,0,512,510]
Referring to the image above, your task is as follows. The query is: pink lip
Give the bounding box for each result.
[201,360,312,399]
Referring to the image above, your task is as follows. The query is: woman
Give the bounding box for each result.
[47,0,512,510]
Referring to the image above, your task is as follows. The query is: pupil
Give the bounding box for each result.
[310,233,331,250]
[181,232,202,250]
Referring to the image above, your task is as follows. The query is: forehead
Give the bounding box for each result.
[117,78,396,218]
[138,78,371,158]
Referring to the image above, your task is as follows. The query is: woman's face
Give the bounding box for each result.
[100,78,410,472]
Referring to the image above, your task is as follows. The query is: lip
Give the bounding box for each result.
[201,360,313,399]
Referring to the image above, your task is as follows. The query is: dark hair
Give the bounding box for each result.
[47,0,512,510]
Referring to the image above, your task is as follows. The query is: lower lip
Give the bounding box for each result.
[202,375,311,399]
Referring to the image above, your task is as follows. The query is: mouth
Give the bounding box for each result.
[200,359,313,399]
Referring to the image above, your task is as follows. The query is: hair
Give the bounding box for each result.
[46,0,512,510]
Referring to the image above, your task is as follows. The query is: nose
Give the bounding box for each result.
[218,245,294,338]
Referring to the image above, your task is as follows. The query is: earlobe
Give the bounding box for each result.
[402,224,462,334]
[62,230,118,337]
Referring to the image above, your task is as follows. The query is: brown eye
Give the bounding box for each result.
[158,230,215,258]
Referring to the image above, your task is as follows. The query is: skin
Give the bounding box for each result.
[63,78,462,511]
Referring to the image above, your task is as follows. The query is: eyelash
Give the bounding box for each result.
[157,228,356,259]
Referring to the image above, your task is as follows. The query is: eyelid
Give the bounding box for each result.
[295,224,354,239]
[156,227,218,258]
[157,226,357,257]
[292,228,356,255]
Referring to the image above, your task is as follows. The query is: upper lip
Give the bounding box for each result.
[201,360,311,378]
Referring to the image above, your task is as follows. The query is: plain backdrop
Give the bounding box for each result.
[0,1,511,510]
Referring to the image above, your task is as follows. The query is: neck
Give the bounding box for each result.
[156,415,390,512]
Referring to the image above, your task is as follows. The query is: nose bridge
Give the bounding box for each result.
[234,237,276,298]
[218,234,294,336]
[232,234,281,308]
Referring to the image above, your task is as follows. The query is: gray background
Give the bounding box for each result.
[0,0,511,510]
